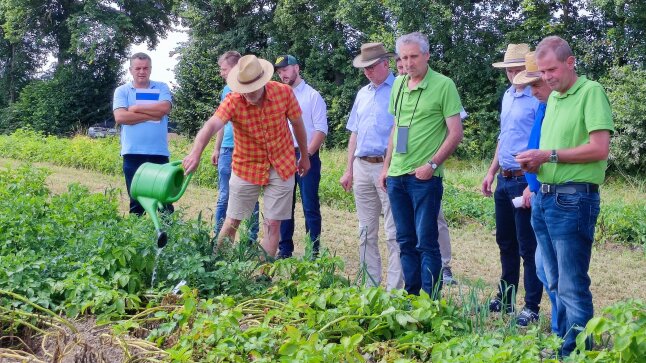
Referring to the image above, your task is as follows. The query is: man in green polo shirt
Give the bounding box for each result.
[379,32,464,296]
[516,35,614,357]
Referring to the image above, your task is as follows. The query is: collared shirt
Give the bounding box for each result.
[526,102,546,192]
[346,73,395,157]
[113,81,172,156]
[538,76,614,185]
[288,80,328,146]
[215,81,302,185]
[220,85,234,148]
[387,68,463,177]
[498,85,540,170]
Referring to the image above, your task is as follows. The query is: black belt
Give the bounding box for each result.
[540,183,599,194]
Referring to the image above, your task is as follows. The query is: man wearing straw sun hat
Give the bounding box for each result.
[183,55,310,258]
[481,43,543,326]
[340,42,403,291]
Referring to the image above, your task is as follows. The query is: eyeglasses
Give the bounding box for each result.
[364,59,385,71]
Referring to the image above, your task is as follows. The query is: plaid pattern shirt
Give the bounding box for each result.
[215,81,302,185]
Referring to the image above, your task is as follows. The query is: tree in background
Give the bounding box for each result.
[0,0,177,134]
[171,0,278,136]
[1,0,644,172]
[603,65,646,175]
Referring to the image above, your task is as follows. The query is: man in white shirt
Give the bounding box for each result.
[274,55,328,258]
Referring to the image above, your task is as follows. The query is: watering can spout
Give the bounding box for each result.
[130,161,193,248]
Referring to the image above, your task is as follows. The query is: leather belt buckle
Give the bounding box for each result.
[540,183,599,194]
[359,156,384,163]
[500,168,524,178]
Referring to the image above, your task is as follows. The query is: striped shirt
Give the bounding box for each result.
[215,81,302,185]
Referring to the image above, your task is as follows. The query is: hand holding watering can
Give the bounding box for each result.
[130,161,193,248]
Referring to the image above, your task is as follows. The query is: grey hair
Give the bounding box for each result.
[536,36,573,62]
[130,52,151,65]
[396,32,430,55]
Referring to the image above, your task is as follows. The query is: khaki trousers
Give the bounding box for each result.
[438,207,452,268]
[353,158,403,291]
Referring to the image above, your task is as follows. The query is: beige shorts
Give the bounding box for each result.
[227,168,295,221]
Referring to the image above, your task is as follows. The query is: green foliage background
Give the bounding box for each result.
[169,0,646,167]
[0,0,645,168]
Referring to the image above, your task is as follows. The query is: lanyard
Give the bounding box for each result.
[395,76,423,128]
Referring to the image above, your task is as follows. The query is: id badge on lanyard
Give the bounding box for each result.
[394,76,422,155]
[396,126,409,154]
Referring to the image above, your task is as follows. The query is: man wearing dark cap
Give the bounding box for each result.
[274,55,328,258]
[340,42,403,291]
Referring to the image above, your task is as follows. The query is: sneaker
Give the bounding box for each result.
[488,297,515,314]
[516,306,539,327]
[489,297,502,312]
[275,253,292,260]
[442,268,458,285]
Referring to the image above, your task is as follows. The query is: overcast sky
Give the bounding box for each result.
[122,28,188,89]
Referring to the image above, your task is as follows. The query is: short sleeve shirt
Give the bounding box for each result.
[112,81,172,156]
[346,73,395,157]
[538,76,614,185]
[498,85,540,169]
[215,81,302,185]
[220,85,235,148]
[387,69,463,177]
[525,102,546,192]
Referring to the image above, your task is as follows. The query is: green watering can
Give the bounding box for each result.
[130,161,193,248]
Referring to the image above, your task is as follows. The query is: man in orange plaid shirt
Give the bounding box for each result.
[183,55,310,257]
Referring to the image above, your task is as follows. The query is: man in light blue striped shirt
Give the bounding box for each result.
[481,44,542,325]
[340,43,403,291]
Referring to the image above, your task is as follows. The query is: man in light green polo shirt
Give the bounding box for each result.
[378,32,464,296]
[516,35,614,357]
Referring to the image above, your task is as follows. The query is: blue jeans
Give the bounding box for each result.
[214,147,259,242]
[532,189,600,356]
[494,175,542,312]
[279,150,322,256]
[386,175,443,296]
[535,242,559,334]
[123,154,174,216]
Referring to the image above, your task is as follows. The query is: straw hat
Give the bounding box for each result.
[226,55,274,93]
[513,51,542,85]
[492,43,530,68]
[352,42,396,68]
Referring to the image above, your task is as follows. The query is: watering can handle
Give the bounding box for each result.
[165,160,193,203]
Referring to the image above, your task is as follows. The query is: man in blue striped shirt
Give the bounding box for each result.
[481,44,542,326]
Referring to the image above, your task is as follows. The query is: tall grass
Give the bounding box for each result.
[1,129,644,247]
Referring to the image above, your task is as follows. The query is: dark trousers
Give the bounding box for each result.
[279,150,322,256]
[123,154,174,216]
[494,174,542,312]
[386,175,443,296]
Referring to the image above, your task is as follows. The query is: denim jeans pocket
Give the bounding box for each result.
[581,195,601,241]
[555,193,580,211]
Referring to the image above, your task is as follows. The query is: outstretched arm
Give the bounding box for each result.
[183,113,227,174]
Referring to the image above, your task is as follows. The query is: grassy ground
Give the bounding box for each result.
[2,157,644,320]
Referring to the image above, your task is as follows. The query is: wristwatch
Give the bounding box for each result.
[427,160,438,170]
[549,149,559,163]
